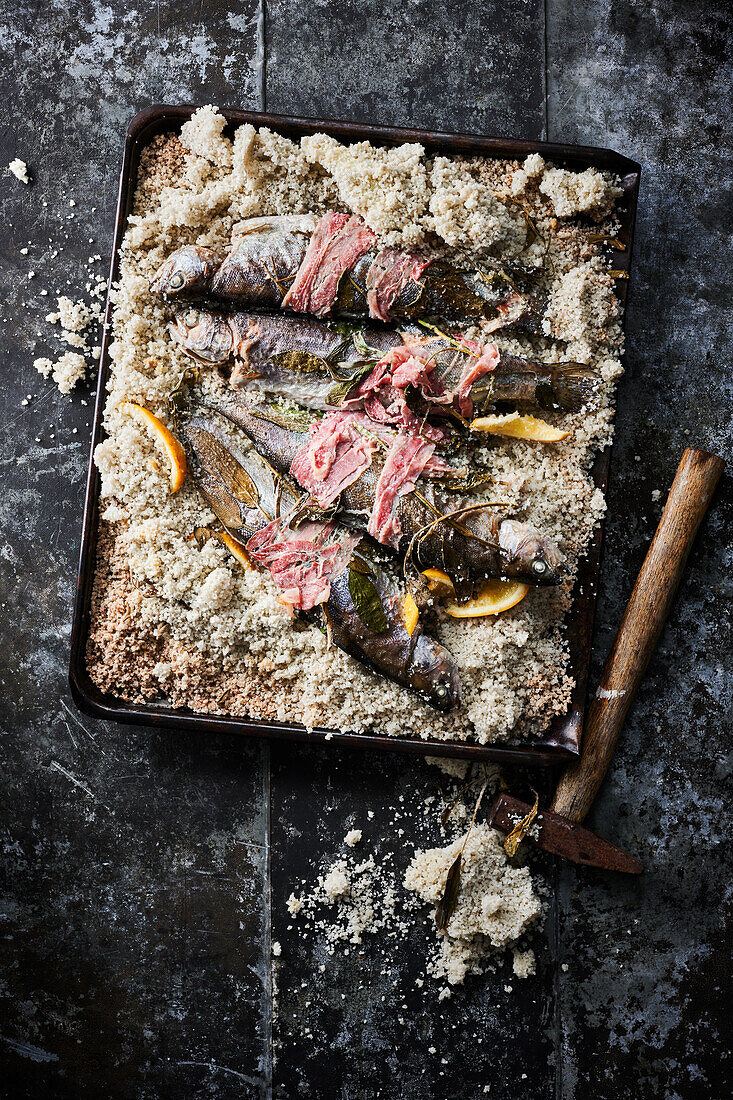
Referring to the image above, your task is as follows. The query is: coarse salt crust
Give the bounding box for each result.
[87,106,625,747]
[301,132,430,246]
[289,854,412,950]
[540,165,623,220]
[428,156,526,255]
[404,824,541,984]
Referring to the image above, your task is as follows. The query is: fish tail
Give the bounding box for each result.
[550,363,600,411]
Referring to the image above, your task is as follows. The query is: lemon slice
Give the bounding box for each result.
[444,578,530,618]
[421,569,456,598]
[403,592,419,636]
[471,412,570,442]
[122,401,187,492]
[218,530,253,571]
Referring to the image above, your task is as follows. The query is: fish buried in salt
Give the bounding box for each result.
[151,213,547,332]
[197,389,569,601]
[172,389,462,711]
[169,308,599,419]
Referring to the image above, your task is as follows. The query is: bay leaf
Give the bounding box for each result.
[435,853,462,931]
[326,360,376,406]
[348,567,388,633]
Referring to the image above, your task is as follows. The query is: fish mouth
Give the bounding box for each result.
[430,665,462,712]
[411,635,462,711]
[168,315,233,366]
[497,519,569,586]
[530,560,568,586]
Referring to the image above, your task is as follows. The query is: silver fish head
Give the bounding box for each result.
[149,245,224,298]
[497,518,568,585]
[409,633,462,712]
[169,308,234,365]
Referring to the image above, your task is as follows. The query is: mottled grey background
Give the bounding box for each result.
[0,2,731,1097]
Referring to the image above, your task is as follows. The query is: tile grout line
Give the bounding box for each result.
[257,0,267,112]
[543,0,550,140]
[262,740,273,1098]
[554,858,563,1100]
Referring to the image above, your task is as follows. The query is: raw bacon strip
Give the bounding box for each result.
[368,434,441,548]
[282,213,377,317]
[456,340,500,417]
[354,338,501,422]
[456,340,500,398]
[366,248,432,322]
[290,411,386,508]
[349,343,448,442]
[246,515,359,611]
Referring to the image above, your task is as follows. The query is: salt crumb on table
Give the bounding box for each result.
[8,157,30,183]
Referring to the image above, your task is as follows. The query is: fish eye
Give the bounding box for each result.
[531,558,548,576]
[184,310,199,326]
[169,273,185,289]
[435,684,447,697]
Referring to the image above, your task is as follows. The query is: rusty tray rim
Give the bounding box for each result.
[68,104,641,766]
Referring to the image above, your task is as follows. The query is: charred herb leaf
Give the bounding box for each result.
[182,424,260,509]
[503,790,539,857]
[348,566,388,633]
[586,232,626,250]
[435,777,489,931]
[435,853,462,931]
[352,330,384,359]
[434,468,495,494]
[347,552,374,577]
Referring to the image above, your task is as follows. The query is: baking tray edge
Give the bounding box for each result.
[69,105,641,765]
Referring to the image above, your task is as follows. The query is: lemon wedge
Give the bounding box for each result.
[421,569,456,598]
[471,412,570,442]
[218,530,253,571]
[443,579,530,618]
[403,592,420,636]
[122,401,187,492]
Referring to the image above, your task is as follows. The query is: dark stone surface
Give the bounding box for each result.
[266,0,546,137]
[547,4,732,1095]
[0,2,730,1098]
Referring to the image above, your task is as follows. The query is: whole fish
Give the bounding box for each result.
[196,389,569,598]
[150,214,546,332]
[169,307,598,415]
[172,391,461,711]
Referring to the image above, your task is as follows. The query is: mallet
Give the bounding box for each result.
[487,447,725,873]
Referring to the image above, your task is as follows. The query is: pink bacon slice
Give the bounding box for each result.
[289,411,389,509]
[366,248,432,322]
[246,515,359,611]
[282,213,377,317]
[368,433,450,549]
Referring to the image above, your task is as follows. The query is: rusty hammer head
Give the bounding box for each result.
[487,793,642,874]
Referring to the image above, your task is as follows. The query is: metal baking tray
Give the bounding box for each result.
[68,106,640,765]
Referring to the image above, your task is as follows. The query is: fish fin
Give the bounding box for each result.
[551,364,600,411]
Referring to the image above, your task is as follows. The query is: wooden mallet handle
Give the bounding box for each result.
[552,447,724,823]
